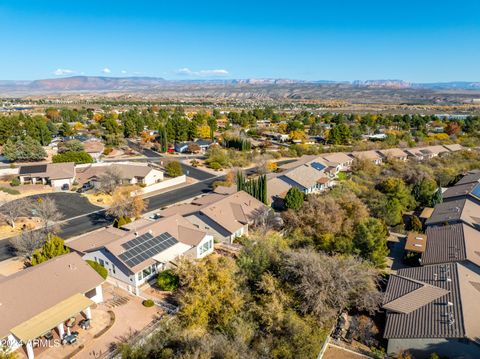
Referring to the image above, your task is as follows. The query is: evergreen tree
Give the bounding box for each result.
[31,235,69,266]
[284,187,304,210]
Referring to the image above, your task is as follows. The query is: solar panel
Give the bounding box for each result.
[311,162,326,171]
[471,184,480,200]
[119,231,179,268]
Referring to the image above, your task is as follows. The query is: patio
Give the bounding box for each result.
[15,308,112,359]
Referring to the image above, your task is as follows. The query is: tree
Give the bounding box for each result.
[411,215,423,232]
[0,198,29,228]
[34,197,63,235]
[284,187,304,210]
[107,188,147,220]
[2,137,47,162]
[353,218,389,267]
[412,178,438,207]
[86,259,108,279]
[165,161,183,177]
[156,269,180,291]
[59,121,74,137]
[176,256,244,330]
[207,116,218,140]
[284,249,382,324]
[31,235,69,265]
[57,140,84,153]
[97,166,123,194]
[237,173,268,204]
[52,151,93,164]
[9,230,46,259]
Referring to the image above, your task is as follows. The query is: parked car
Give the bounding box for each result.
[61,184,69,191]
[76,183,93,193]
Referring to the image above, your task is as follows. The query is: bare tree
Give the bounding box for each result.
[10,230,46,259]
[106,189,147,220]
[0,198,29,228]
[34,198,63,235]
[97,166,123,194]
[251,207,283,234]
[283,249,382,324]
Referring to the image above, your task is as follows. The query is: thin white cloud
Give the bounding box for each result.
[53,68,76,76]
[121,70,127,74]
[102,67,112,74]
[176,68,229,77]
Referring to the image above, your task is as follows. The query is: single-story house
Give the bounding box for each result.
[75,162,164,187]
[174,139,214,153]
[442,181,480,203]
[421,223,480,268]
[158,191,268,243]
[383,263,480,359]
[0,253,104,359]
[350,151,383,165]
[18,162,76,189]
[67,215,214,295]
[425,198,480,229]
[455,170,480,186]
[83,139,105,162]
[278,164,332,194]
[443,144,464,152]
[320,152,354,170]
[378,148,409,161]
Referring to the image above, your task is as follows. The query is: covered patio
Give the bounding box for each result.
[12,294,94,359]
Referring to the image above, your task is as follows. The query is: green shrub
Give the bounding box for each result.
[156,269,179,291]
[10,177,20,187]
[0,186,20,195]
[165,161,183,177]
[142,299,155,307]
[52,151,93,164]
[284,187,305,210]
[86,260,108,279]
[208,161,222,170]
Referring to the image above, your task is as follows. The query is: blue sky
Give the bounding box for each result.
[0,0,479,82]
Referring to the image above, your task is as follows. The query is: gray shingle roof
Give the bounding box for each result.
[443,182,480,201]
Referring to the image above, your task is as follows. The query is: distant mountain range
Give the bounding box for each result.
[0,76,480,93]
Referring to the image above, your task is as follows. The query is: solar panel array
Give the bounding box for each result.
[119,231,178,268]
[311,162,326,171]
[471,183,480,200]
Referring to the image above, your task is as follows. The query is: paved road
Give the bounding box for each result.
[126,139,215,181]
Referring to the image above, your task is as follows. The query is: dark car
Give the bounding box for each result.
[61,184,69,191]
[76,183,93,193]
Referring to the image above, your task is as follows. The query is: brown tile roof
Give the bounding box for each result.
[278,155,318,170]
[443,144,463,152]
[419,207,434,219]
[443,182,480,200]
[378,148,409,159]
[267,177,292,199]
[19,162,75,180]
[282,164,328,189]
[67,215,206,273]
[320,152,354,165]
[350,150,382,161]
[422,223,480,267]
[426,198,480,228]
[199,191,267,234]
[456,171,480,186]
[75,163,155,185]
[0,253,104,339]
[383,263,480,340]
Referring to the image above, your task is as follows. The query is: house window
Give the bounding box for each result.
[137,272,143,281]
[99,259,105,267]
[143,266,152,278]
[199,239,213,255]
[112,264,116,274]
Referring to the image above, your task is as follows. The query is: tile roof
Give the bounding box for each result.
[425,198,480,229]
[19,162,75,180]
[282,164,328,189]
[405,232,428,253]
[443,144,463,152]
[75,163,156,185]
[443,182,480,201]
[0,253,104,339]
[422,223,480,267]
[67,215,206,273]
[383,263,480,339]
[320,152,354,165]
[350,150,382,161]
[378,148,409,159]
[456,171,480,186]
